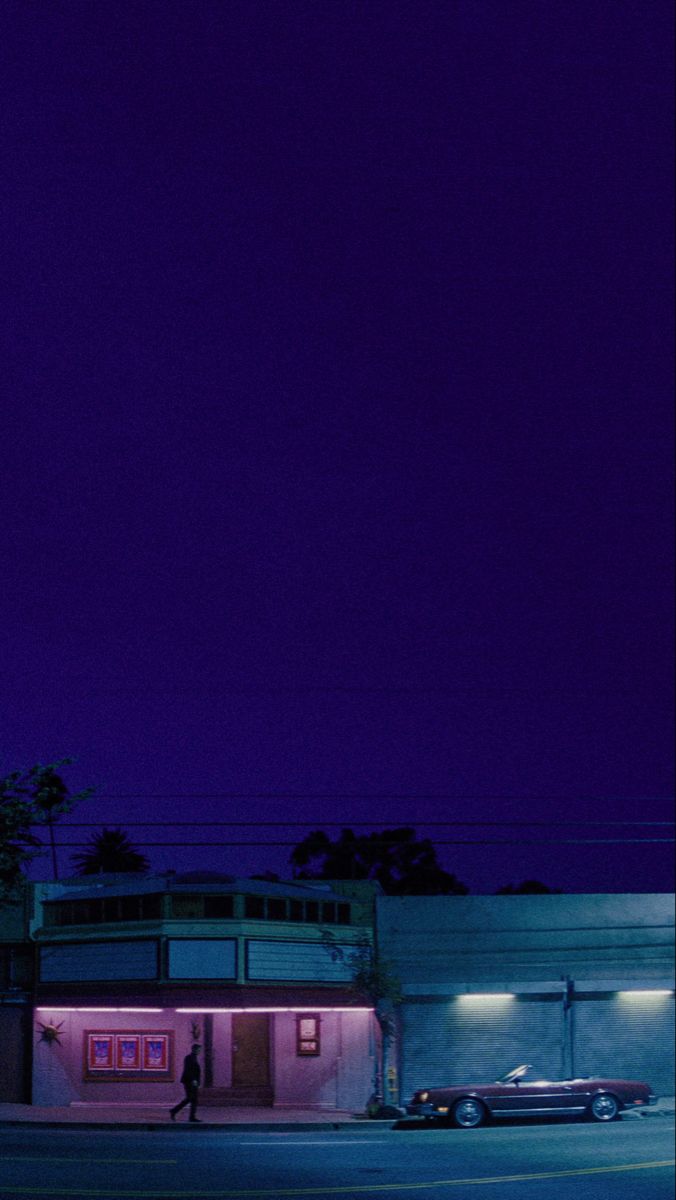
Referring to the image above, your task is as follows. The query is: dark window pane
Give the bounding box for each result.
[119,896,141,921]
[267,898,287,921]
[71,900,100,924]
[337,903,351,925]
[171,895,204,919]
[305,901,319,922]
[141,894,162,920]
[102,898,119,922]
[244,895,265,919]
[321,902,336,924]
[204,895,233,919]
[289,900,303,921]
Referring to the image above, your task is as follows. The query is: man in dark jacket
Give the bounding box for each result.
[170,1043,202,1121]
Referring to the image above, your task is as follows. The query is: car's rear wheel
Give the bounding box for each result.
[589,1093,619,1122]
[451,1097,487,1128]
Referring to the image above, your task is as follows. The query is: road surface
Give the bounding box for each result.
[0,1115,673,1199]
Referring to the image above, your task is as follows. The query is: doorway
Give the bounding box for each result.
[232,1013,270,1090]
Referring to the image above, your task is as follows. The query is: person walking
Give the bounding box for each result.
[170,1043,202,1122]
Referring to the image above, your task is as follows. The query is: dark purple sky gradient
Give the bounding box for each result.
[2,1,673,893]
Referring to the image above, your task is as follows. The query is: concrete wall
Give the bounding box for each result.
[377,894,675,991]
[32,1009,193,1107]
[272,1010,373,1110]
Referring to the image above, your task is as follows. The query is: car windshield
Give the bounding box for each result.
[496,1064,531,1084]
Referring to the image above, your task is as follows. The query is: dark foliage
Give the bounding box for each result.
[1,761,92,902]
[290,827,469,895]
[71,827,150,875]
[496,879,563,894]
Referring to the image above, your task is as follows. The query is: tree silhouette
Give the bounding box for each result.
[32,767,69,880]
[495,879,562,894]
[321,931,402,1114]
[290,827,469,895]
[1,760,92,900]
[71,827,149,875]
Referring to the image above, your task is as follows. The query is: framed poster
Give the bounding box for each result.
[143,1034,168,1071]
[87,1033,114,1071]
[116,1034,141,1071]
[296,1014,320,1056]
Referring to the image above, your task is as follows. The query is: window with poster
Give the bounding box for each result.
[296,1013,320,1056]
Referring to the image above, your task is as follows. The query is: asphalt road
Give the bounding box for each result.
[0,1118,673,1200]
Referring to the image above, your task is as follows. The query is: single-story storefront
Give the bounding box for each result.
[33,993,375,1111]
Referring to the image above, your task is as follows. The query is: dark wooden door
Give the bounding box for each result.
[232,1014,270,1087]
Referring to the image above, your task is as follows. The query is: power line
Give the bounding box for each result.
[82,792,674,800]
[34,837,675,847]
[52,820,674,827]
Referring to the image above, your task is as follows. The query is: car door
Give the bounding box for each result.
[487,1081,575,1116]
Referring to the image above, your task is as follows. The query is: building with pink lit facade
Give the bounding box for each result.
[2,880,673,1110]
[29,874,379,1112]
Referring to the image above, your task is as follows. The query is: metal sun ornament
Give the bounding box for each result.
[37,1020,65,1044]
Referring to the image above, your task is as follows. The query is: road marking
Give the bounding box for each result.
[237,1140,391,1146]
[3,1157,177,1165]
[0,1157,672,1196]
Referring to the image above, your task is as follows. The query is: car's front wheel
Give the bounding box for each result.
[451,1097,487,1128]
[589,1093,619,1122]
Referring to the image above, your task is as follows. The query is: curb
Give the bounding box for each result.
[1,1110,672,1131]
[0,1119,396,1132]
[626,1109,675,1119]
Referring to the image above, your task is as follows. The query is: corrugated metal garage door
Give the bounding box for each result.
[573,993,674,1098]
[401,996,563,1099]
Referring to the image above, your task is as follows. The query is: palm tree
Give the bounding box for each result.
[33,768,69,880]
[71,827,150,875]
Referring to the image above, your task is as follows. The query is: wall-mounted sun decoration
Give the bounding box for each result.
[37,1020,65,1044]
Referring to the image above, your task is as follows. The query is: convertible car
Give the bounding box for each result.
[406,1064,657,1128]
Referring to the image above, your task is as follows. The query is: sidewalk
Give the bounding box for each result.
[610,1097,675,1120]
[0,1102,370,1131]
[0,1099,672,1131]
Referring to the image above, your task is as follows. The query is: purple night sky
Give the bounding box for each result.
[2,1,673,894]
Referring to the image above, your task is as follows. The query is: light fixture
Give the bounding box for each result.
[35,1007,165,1013]
[116,1008,164,1013]
[456,993,516,1001]
[617,990,673,997]
[174,1006,373,1014]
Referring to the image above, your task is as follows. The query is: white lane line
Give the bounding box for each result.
[237,1140,390,1146]
[3,1156,177,1164]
